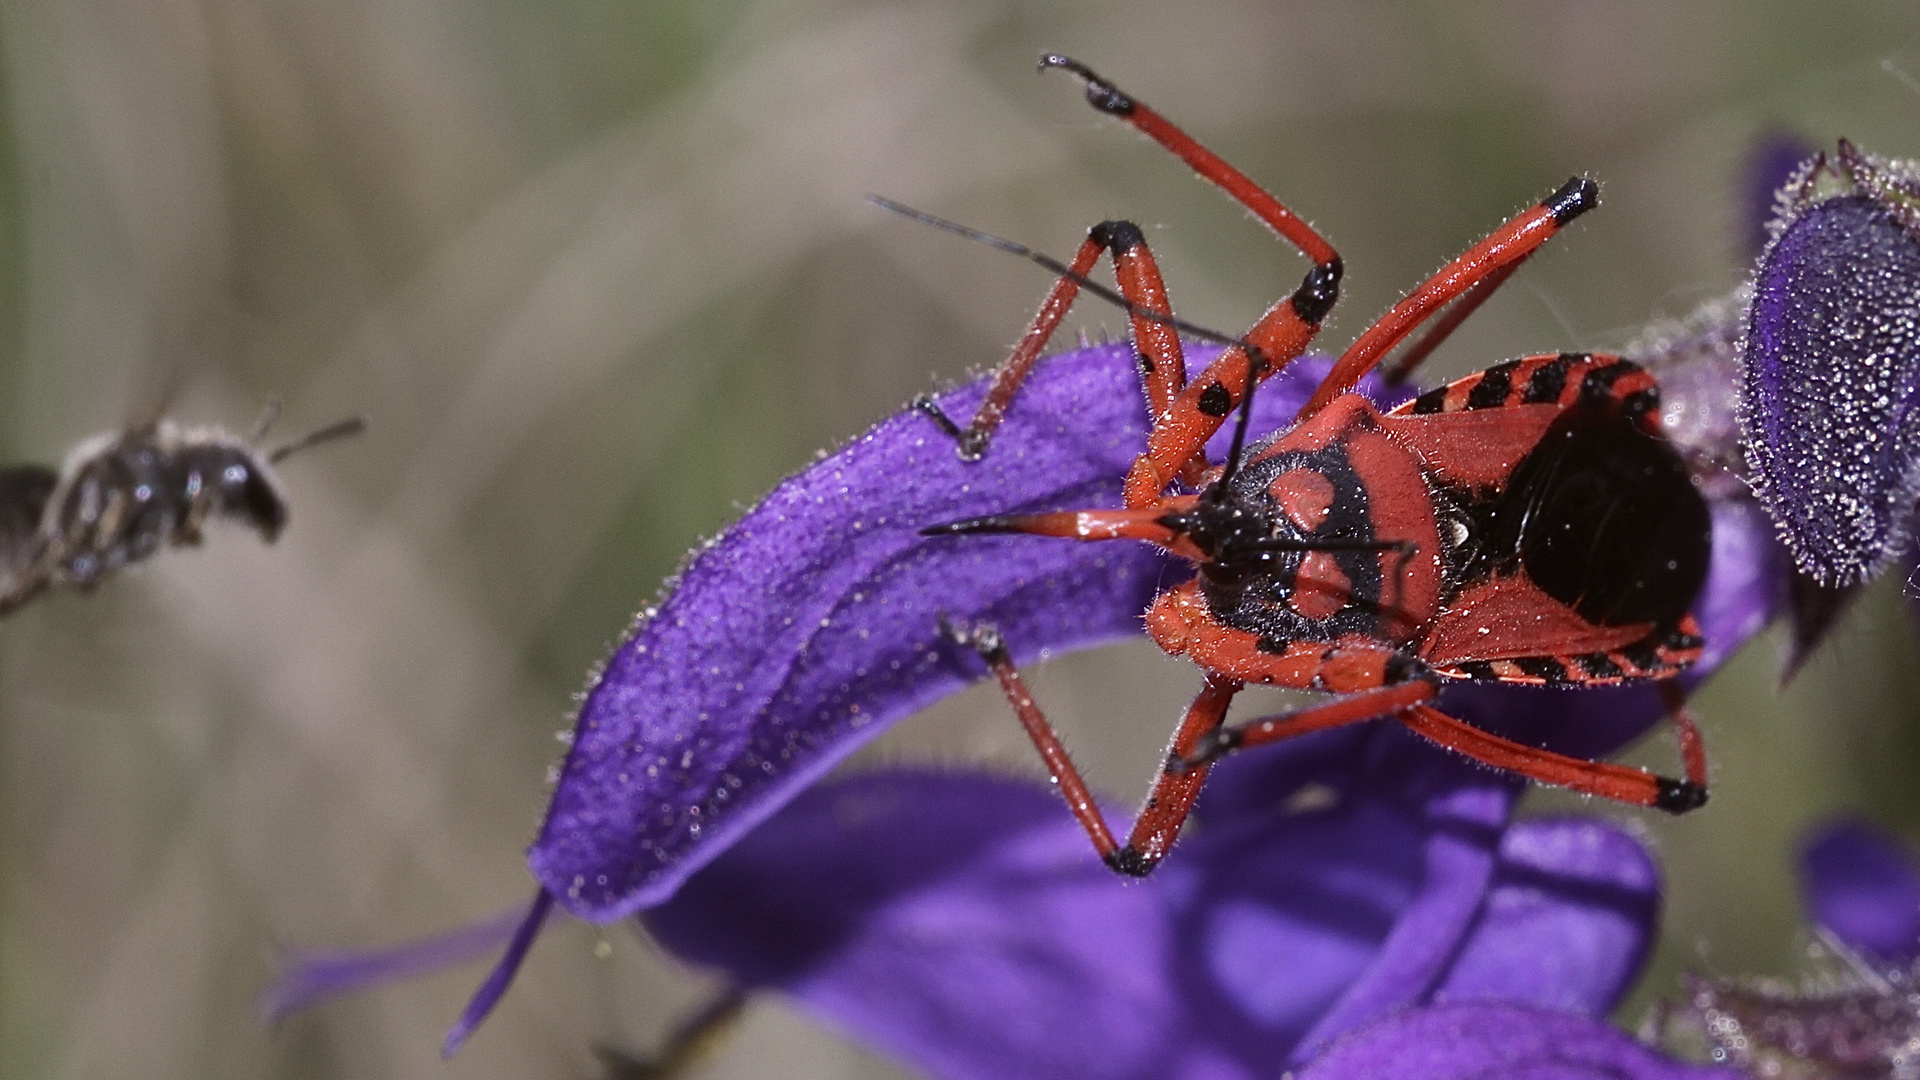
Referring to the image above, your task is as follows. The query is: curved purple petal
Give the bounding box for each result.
[1295,1002,1736,1080]
[1799,819,1920,963]
[530,346,1397,921]
[646,723,1515,1080]
[1173,723,1517,1066]
[256,905,526,1024]
[1436,818,1660,1016]
[1742,192,1920,586]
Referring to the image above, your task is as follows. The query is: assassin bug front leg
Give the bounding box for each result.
[906,56,1711,877]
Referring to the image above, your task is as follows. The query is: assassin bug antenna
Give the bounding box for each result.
[866,194,1276,485]
[866,197,1261,360]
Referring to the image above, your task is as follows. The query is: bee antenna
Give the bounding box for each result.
[267,415,368,464]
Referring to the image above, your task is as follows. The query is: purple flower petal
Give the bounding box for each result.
[530,345,1401,921]
[256,905,526,1024]
[1175,724,1517,1066]
[1295,1002,1736,1080]
[441,890,552,1056]
[1436,818,1660,1016]
[1742,190,1920,586]
[646,723,1516,1080]
[1799,819,1920,963]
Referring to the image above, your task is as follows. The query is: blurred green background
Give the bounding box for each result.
[4,1,1920,1077]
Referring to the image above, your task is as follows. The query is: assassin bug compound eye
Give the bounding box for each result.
[906,55,1712,877]
[0,405,366,617]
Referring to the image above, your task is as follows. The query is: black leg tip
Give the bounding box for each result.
[1103,846,1157,877]
[1038,54,1134,115]
[1654,778,1708,814]
[1543,177,1600,224]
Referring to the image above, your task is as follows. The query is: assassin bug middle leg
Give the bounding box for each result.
[910,56,1713,877]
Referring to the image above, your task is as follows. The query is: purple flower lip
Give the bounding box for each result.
[1740,141,1920,587]
[524,343,1377,926]
[1297,1002,1735,1080]
[641,734,1666,1078]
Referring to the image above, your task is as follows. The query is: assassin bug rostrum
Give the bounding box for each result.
[909,55,1714,877]
[0,403,366,617]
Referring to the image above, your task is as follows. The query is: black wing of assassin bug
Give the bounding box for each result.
[0,403,365,617]
[898,55,1712,878]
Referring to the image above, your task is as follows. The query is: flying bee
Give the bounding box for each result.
[0,402,366,616]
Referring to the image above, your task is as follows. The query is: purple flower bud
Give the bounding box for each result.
[1742,147,1920,586]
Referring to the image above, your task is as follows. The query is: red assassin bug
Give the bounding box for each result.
[910,56,1713,877]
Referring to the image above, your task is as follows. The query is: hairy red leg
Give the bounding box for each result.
[1659,680,1710,790]
[1378,258,1525,385]
[946,618,1240,876]
[1033,57,1345,508]
[1397,704,1707,813]
[1298,179,1598,421]
[915,221,1205,479]
[1181,680,1442,767]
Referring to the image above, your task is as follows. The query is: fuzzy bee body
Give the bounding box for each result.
[0,412,361,616]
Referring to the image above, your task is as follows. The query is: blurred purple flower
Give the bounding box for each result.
[1800,819,1920,964]
[1298,1002,1735,1080]
[638,736,1678,1080]
[1674,820,1920,1077]
[1741,144,1920,587]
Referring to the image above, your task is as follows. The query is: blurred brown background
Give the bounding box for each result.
[3,1,1920,1077]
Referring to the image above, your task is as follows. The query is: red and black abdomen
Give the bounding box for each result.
[1433,355,1710,629]
[1393,354,1712,685]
